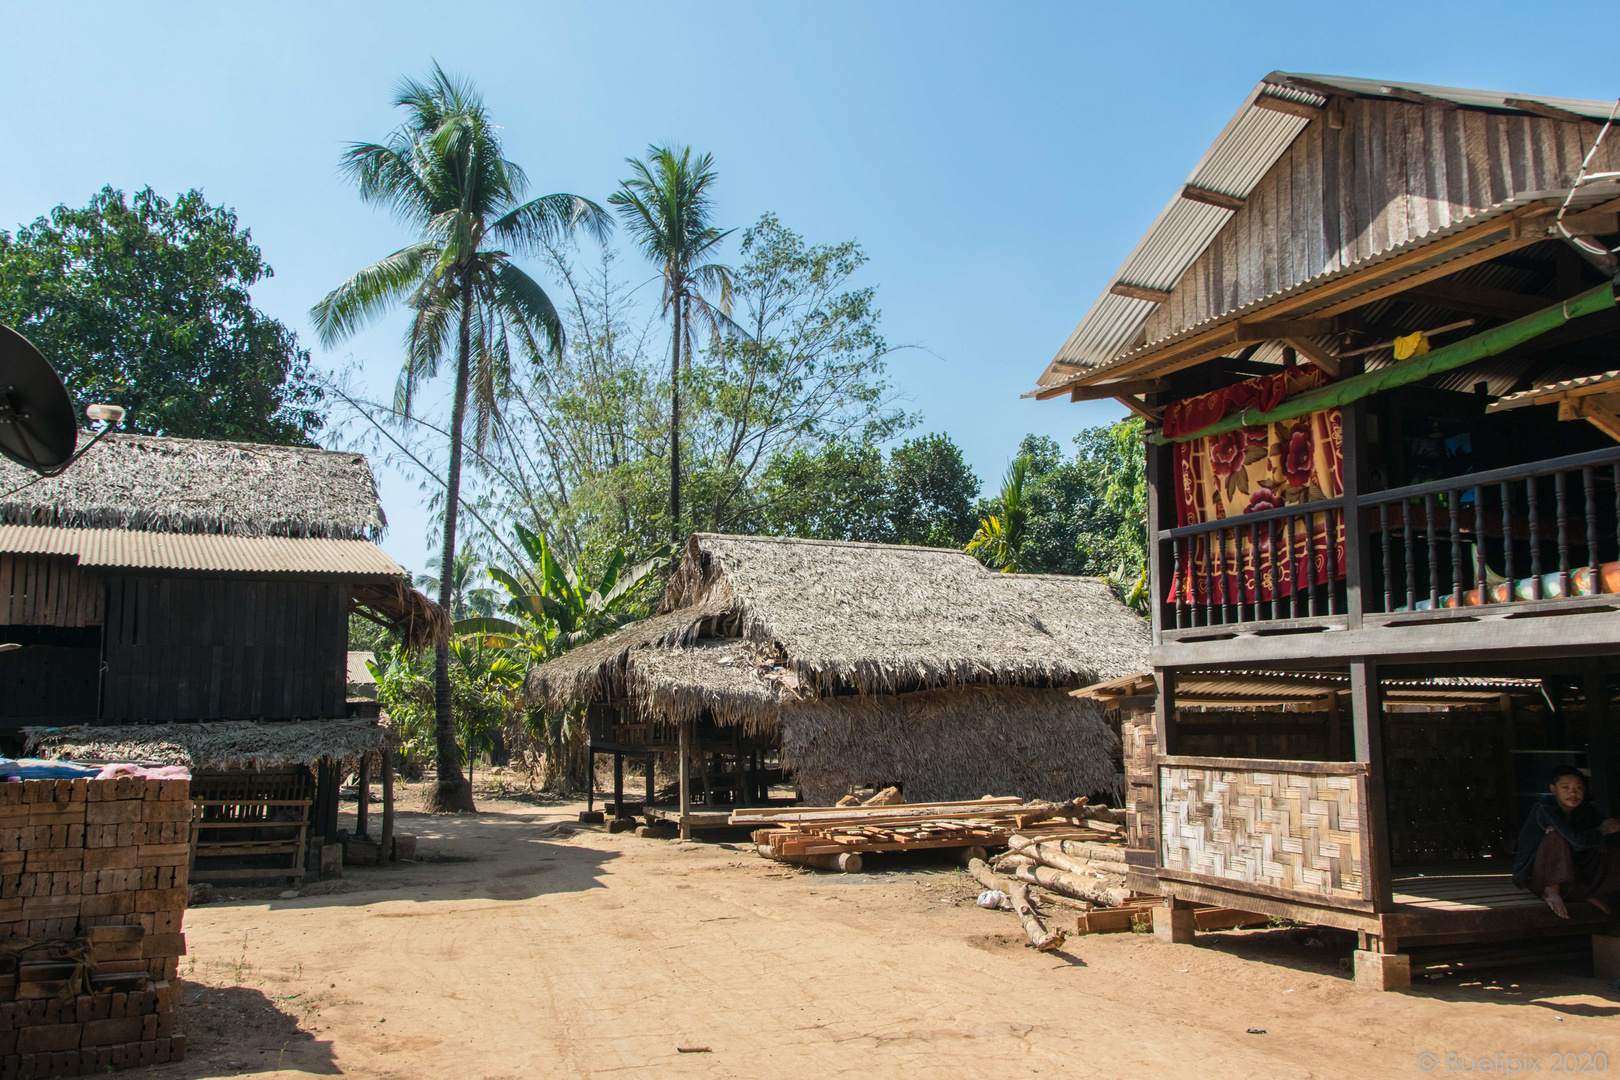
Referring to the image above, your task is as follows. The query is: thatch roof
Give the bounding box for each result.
[0,434,386,540]
[527,533,1150,724]
[23,720,388,771]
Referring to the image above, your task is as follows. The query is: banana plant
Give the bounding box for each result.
[453,524,669,659]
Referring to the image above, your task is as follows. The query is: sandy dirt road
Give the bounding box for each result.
[155,792,1618,1080]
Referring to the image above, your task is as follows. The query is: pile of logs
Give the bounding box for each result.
[737,797,1096,872]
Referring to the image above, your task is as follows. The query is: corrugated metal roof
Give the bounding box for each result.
[1036,73,1620,391]
[1487,368,1620,411]
[0,525,407,577]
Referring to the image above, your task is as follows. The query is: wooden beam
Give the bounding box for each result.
[1181,184,1246,212]
[1116,395,1161,422]
[1253,94,1322,122]
[1110,282,1173,303]
[1505,97,1589,124]
[1284,335,1340,377]
[1235,317,1336,341]
[1068,378,1165,403]
[1403,279,1549,320]
[1556,211,1620,237]
[1308,228,1549,320]
[1559,395,1620,442]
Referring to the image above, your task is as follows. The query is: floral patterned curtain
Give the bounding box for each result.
[1165,365,1344,606]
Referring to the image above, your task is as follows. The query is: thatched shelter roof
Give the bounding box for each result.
[527,533,1150,725]
[0,434,386,540]
[23,720,388,771]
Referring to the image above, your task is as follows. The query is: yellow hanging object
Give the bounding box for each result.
[1392,331,1430,361]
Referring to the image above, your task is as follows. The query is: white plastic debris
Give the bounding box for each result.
[976,889,1011,910]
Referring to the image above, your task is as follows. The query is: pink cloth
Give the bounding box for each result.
[94,763,191,780]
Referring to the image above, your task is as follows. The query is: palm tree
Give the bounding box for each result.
[311,65,610,812]
[608,146,736,538]
[966,454,1031,573]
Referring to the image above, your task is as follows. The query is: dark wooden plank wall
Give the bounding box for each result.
[101,575,350,722]
[0,554,103,627]
[1144,99,1620,344]
[0,645,100,723]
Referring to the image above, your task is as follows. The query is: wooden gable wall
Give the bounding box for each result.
[1143,98,1619,346]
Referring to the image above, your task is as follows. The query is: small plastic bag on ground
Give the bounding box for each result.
[976,889,1011,910]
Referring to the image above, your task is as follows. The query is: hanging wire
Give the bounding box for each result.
[1554,97,1620,258]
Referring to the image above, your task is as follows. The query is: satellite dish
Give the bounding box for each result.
[0,324,78,473]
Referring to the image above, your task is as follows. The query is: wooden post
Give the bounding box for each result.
[613,750,624,819]
[380,745,395,862]
[1584,665,1618,816]
[1328,690,1343,761]
[1145,420,1167,644]
[315,758,340,843]
[644,753,655,819]
[733,729,750,808]
[356,752,371,840]
[1349,661,1393,910]
[1150,669,1176,871]
[1339,357,1373,628]
[678,719,692,841]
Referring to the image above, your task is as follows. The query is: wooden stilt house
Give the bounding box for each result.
[1034,72,1620,988]
[0,433,445,877]
[528,534,1150,836]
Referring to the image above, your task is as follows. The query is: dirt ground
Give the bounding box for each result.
[151,782,1619,1080]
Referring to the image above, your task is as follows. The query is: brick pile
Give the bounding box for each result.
[0,777,189,1077]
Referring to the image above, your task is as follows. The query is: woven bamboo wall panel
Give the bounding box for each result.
[1159,764,1367,901]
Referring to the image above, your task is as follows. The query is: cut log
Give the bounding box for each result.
[863,786,905,806]
[834,795,861,807]
[1076,805,1128,824]
[954,845,988,866]
[1011,837,1128,877]
[967,858,1066,952]
[1006,861,1132,907]
[758,844,863,872]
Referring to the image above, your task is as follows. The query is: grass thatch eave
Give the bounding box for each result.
[524,600,728,714]
[659,533,1149,697]
[0,433,386,540]
[24,720,388,771]
[352,579,450,651]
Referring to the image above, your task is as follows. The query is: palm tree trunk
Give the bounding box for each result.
[669,287,683,541]
[426,276,477,814]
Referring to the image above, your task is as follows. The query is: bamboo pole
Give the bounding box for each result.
[1153,283,1617,445]
[678,719,692,841]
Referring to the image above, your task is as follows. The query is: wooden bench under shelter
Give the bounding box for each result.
[24,719,397,882]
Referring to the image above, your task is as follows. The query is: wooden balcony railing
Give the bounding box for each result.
[1156,445,1620,636]
[1362,445,1620,616]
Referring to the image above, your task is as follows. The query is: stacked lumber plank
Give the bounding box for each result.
[737,798,1084,869]
[0,778,189,1077]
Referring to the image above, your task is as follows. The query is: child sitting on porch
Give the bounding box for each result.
[1513,766,1620,918]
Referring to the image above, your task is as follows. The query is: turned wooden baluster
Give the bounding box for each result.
[1172,537,1185,629]
[1449,491,1464,606]
[1425,494,1441,609]
[1476,483,1490,607]
[1499,481,1513,603]
[1403,500,1417,611]
[1268,516,1280,621]
[1584,465,1599,597]
[1556,470,1571,598]
[1529,476,1543,600]
[1247,520,1260,623]
[1379,501,1393,613]
[1324,509,1339,616]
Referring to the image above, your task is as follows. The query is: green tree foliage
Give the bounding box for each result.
[368,642,522,779]
[312,65,609,813]
[968,418,1147,578]
[610,146,736,538]
[414,550,497,620]
[751,432,979,546]
[0,187,323,443]
[966,454,1031,572]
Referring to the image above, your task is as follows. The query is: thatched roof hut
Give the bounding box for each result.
[528,534,1150,805]
[0,433,385,539]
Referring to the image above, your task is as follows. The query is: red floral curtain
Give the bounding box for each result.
[1165,365,1345,607]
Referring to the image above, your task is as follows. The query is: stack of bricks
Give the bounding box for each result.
[0,777,189,1078]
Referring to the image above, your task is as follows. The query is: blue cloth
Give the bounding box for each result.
[1513,793,1620,888]
[0,758,101,780]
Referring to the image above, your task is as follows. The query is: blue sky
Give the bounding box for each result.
[2,1,1613,572]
